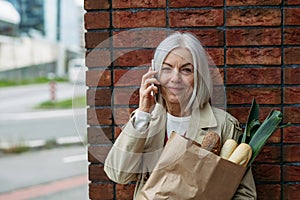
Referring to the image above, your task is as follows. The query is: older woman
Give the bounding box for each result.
[104,32,257,199]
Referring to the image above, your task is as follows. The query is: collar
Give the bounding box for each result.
[192,103,218,129]
[151,103,217,129]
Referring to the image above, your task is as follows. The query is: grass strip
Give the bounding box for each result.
[36,96,86,109]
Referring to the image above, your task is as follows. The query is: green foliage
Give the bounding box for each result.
[36,96,86,109]
[0,77,68,87]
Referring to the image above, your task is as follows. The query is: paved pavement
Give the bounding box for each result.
[0,83,90,199]
[0,82,86,113]
[0,146,89,200]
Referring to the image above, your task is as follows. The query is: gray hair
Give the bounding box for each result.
[153,32,213,110]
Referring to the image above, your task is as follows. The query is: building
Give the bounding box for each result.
[0,0,84,80]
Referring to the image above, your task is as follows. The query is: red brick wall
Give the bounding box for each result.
[84,0,300,199]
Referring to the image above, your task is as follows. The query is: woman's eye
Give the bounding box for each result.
[161,66,172,71]
[181,68,193,74]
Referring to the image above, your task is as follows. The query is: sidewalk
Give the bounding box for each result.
[0,82,89,199]
[0,146,88,200]
[0,175,88,200]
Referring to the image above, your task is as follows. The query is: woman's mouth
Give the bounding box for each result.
[167,87,184,94]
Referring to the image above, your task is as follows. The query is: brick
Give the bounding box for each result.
[113,10,166,28]
[84,0,110,10]
[226,88,281,104]
[226,28,281,46]
[227,107,277,124]
[283,165,300,182]
[84,12,110,29]
[83,1,300,198]
[169,9,224,27]
[114,87,139,105]
[256,184,281,200]
[184,29,224,46]
[114,126,122,139]
[88,145,112,163]
[253,145,281,163]
[211,88,226,106]
[284,107,300,123]
[283,145,300,162]
[284,87,300,104]
[113,107,135,125]
[112,0,166,8]
[116,184,135,200]
[284,47,300,64]
[284,0,300,5]
[89,164,110,181]
[169,0,223,7]
[252,164,281,182]
[227,48,281,65]
[226,68,281,85]
[206,48,224,66]
[227,0,281,6]
[285,8,300,25]
[268,129,281,144]
[210,67,224,85]
[285,67,300,84]
[89,182,114,200]
[86,70,111,87]
[85,32,110,48]
[284,28,300,45]
[87,88,112,106]
[86,50,111,67]
[113,49,154,67]
[113,29,167,48]
[226,9,281,26]
[87,108,112,125]
[284,126,300,143]
[88,126,113,144]
[283,184,300,200]
[114,69,147,87]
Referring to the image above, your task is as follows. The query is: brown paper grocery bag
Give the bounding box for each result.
[137,132,246,200]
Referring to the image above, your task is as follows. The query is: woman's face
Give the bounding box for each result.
[159,47,194,109]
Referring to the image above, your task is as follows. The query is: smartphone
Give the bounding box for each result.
[151,59,159,102]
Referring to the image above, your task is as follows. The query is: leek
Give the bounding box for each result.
[247,110,283,166]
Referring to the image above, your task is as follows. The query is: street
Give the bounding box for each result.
[0,82,87,143]
[0,82,86,113]
[0,109,86,143]
[0,146,88,199]
[0,82,89,199]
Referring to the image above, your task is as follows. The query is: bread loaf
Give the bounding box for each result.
[201,131,221,155]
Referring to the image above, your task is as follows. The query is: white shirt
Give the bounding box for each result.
[134,110,191,139]
[166,112,191,138]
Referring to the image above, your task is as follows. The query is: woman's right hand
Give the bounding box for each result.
[138,67,160,113]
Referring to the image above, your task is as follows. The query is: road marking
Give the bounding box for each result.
[0,175,88,200]
[56,136,83,145]
[0,139,46,149]
[63,154,87,163]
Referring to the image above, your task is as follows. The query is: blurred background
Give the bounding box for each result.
[0,0,88,199]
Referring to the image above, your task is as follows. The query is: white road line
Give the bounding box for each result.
[63,154,87,163]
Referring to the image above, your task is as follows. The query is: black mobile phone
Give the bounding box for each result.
[151,59,159,102]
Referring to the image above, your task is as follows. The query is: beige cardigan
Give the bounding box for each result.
[104,103,257,199]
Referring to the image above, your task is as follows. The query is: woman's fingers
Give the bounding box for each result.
[141,70,158,83]
[143,77,160,87]
[142,84,159,96]
[138,67,159,113]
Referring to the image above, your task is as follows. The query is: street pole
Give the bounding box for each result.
[56,0,65,77]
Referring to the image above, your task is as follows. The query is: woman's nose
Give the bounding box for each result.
[170,70,182,83]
